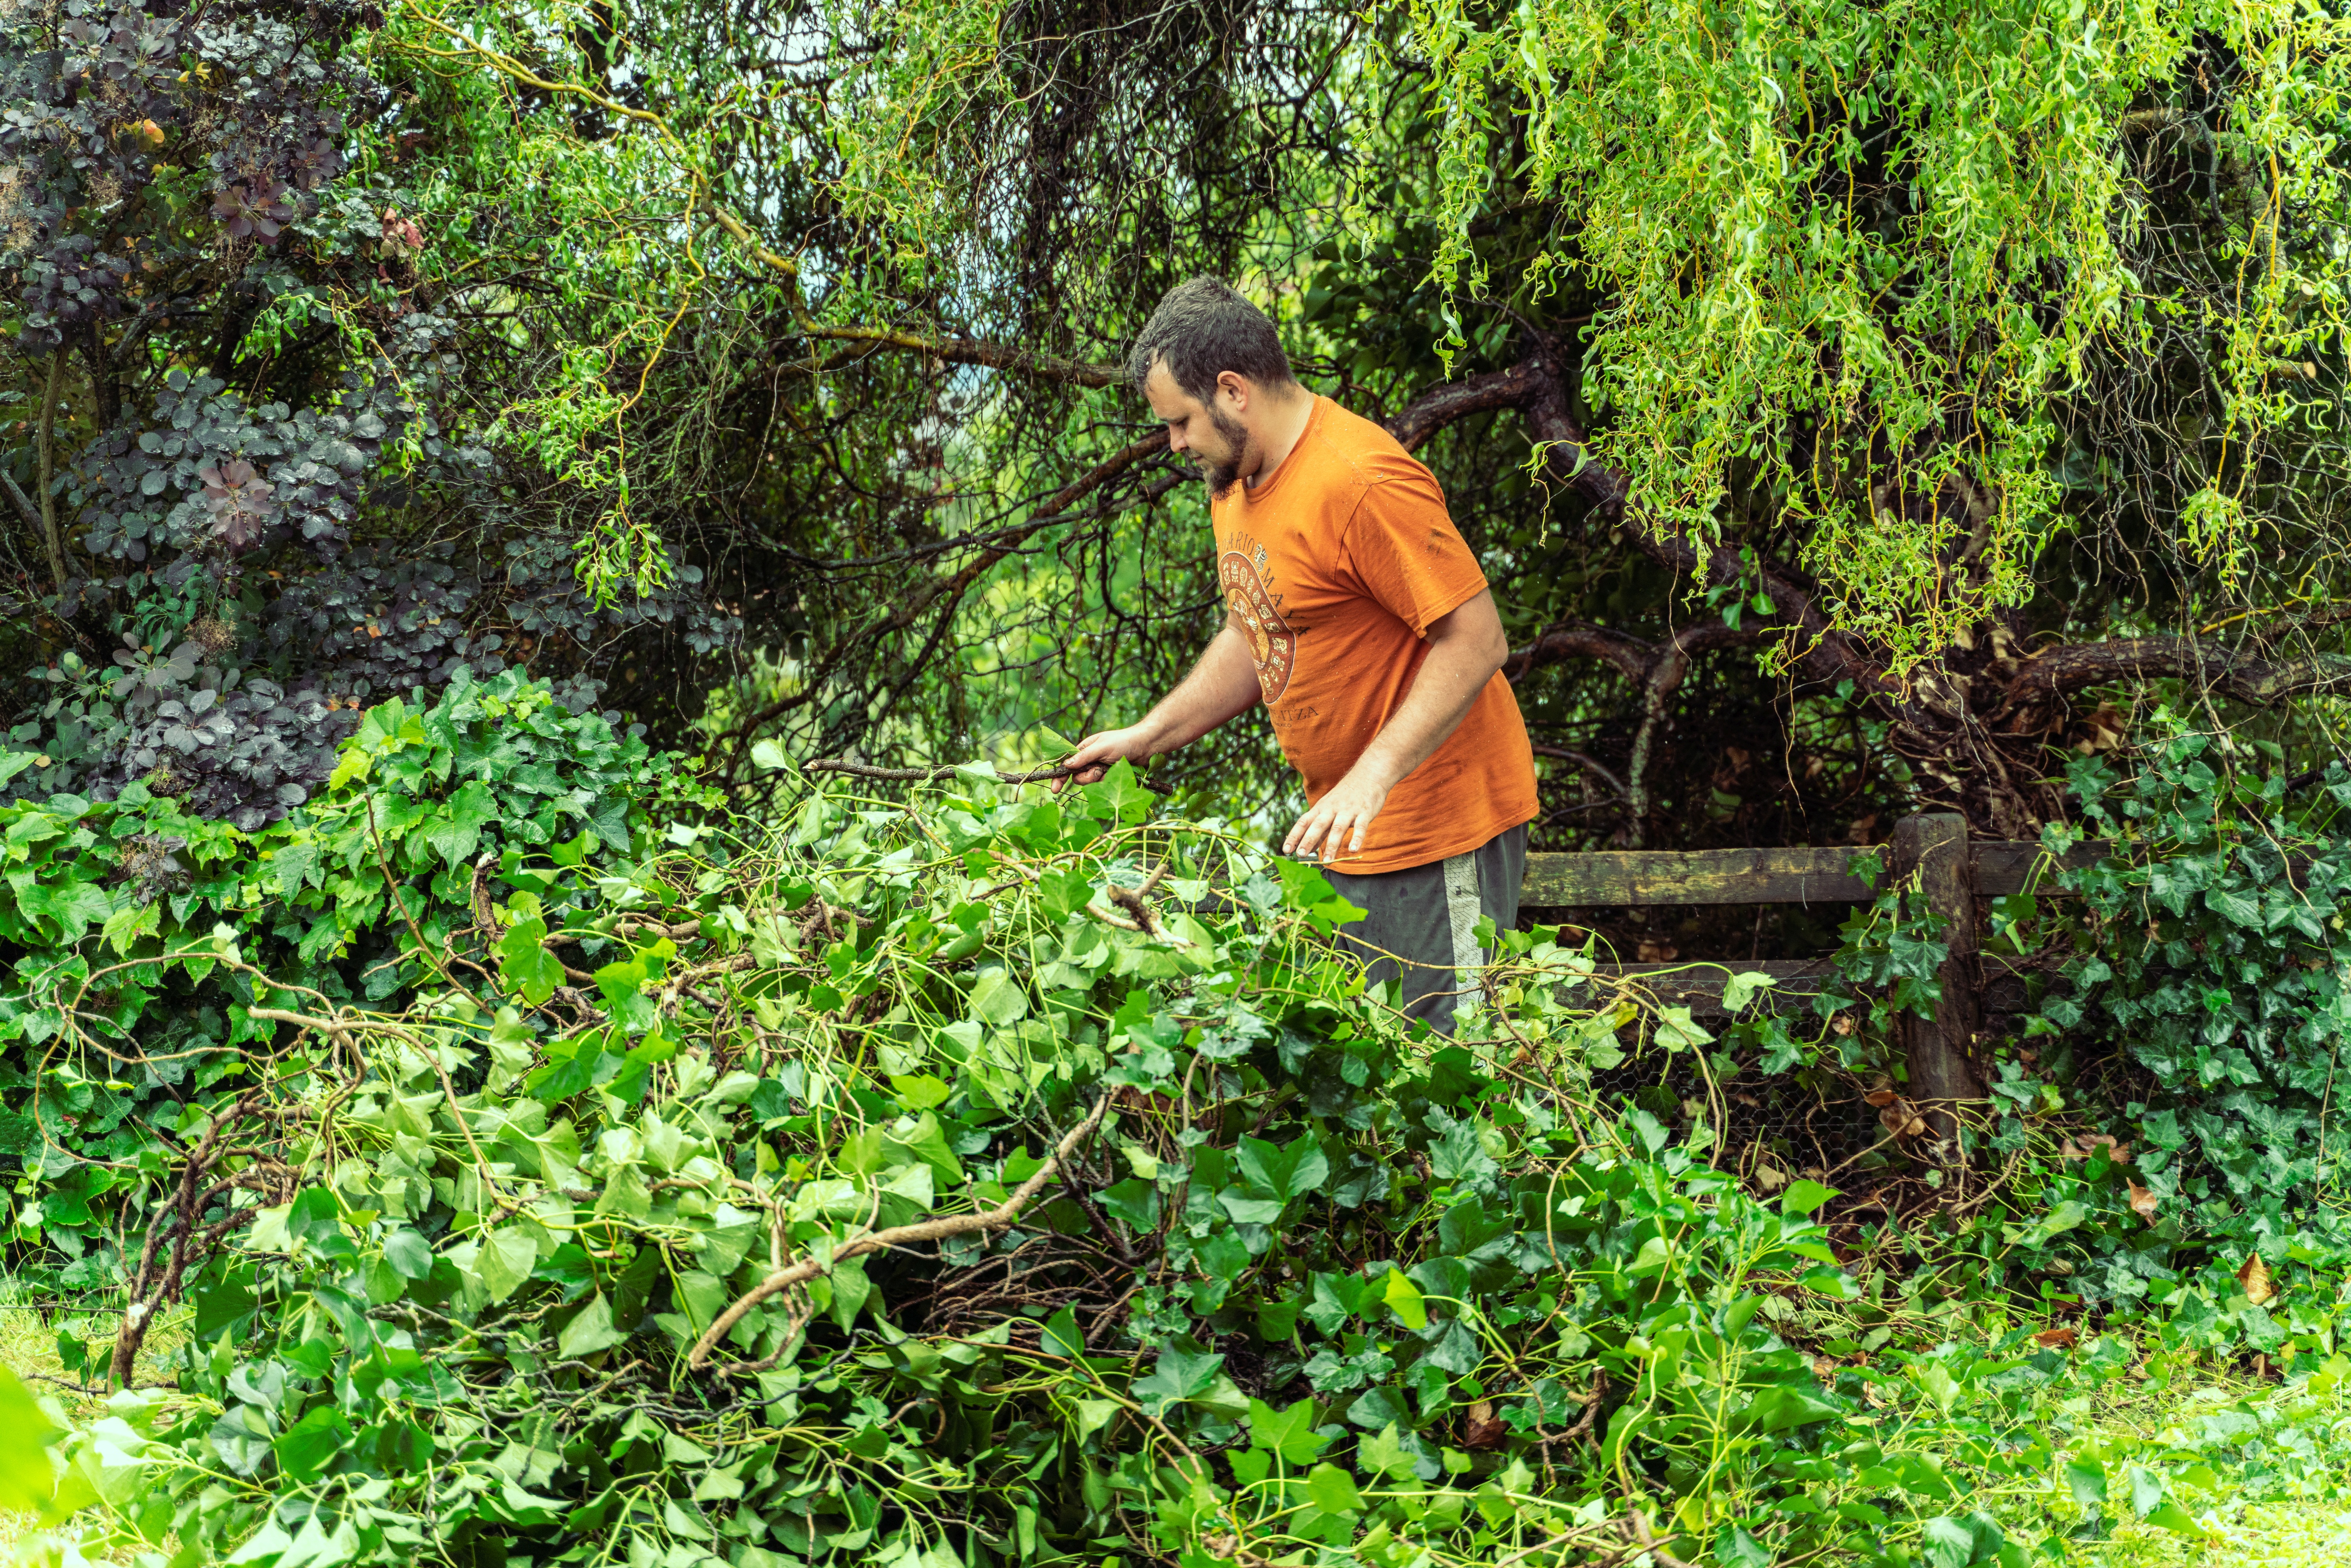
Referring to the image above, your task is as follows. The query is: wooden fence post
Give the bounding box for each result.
[1889,813,1985,1159]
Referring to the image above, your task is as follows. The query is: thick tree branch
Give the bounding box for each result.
[796,324,1122,388]
[1515,357,1889,697]
[1386,362,1550,453]
[1531,744,1627,798]
[2007,636,2351,706]
[1505,617,1657,684]
[0,469,39,536]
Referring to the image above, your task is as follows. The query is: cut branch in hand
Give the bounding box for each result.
[687,1093,1112,1371]
[806,757,1173,795]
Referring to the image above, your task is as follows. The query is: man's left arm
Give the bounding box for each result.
[1283,588,1510,862]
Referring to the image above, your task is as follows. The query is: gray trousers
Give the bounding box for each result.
[1322,823,1527,1035]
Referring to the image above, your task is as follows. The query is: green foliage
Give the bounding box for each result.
[0,752,2150,1568]
[0,667,674,1287]
[1967,719,2351,1350]
[1403,0,2351,666]
[24,728,2351,1568]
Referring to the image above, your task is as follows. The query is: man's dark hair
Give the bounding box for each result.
[1126,276,1296,403]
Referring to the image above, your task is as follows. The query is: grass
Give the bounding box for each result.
[2023,1351,2351,1568]
[0,1294,187,1568]
[2096,1503,2351,1568]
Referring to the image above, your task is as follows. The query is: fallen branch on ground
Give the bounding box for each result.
[687,1094,1113,1370]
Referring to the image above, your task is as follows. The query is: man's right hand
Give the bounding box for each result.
[1049,626,1263,793]
[1054,726,1156,791]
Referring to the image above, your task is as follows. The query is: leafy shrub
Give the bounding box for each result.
[1964,723,2351,1356]
[0,666,674,1291]
[0,753,2274,1568]
[3,0,734,824]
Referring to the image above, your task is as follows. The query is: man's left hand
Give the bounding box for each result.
[1284,772,1391,864]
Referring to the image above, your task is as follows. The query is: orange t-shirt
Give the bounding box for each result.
[1212,396,1538,873]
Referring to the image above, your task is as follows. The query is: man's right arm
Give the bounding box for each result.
[1060,623,1261,785]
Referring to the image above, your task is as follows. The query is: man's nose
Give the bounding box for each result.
[1166,427,1187,453]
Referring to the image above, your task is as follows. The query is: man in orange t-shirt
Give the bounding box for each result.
[1063,277,1539,1033]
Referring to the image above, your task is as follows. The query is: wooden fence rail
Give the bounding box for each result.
[1518,814,2105,1150]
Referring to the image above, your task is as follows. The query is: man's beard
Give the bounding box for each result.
[1199,406,1250,500]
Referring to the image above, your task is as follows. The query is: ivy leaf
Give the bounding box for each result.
[1917,1517,1975,1568]
[273,1405,352,1483]
[476,1228,538,1305]
[1780,1180,1837,1217]
[594,956,661,1033]
[2026,1200,2088,1244]
[1427,1115,1498,1183]
[1714,1527,1772,1568]
[1132,1347,1225,1416]
[1358,1421,1417,1480]
[2142,1502,2212,1538]
[2202,885,2262,928]
[2128,1464,2166,1518]
[425,780,498,866]
[1303,1463,1360,1516]
[1041,1306,1086,1361]
[1078,759,1154,827]
[1654,1005,1713,1051]
[1237,1134,1329,1202]
[498,917,564,1006]
[382,1229,434,1281]
[557,1292,629,1358]
[18,878,112,943]
[1381,1268,1427,1331]
[967,969,1030,1026]
[1098,1177,1159,1229]
[1246,1398,1327,1465]
[1738,1384,1842,1434]
[0,1368,65,1515]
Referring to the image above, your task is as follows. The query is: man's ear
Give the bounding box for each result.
[1215,370,1250,415]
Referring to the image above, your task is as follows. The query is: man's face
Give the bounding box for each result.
[1144,363,1252,499]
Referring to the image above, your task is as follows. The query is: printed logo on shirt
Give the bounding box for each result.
[1219,549,1295,703]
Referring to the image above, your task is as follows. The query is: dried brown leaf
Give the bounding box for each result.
[2239,1254,2276,1306]
[1461,1400,1505,1450]
[2126,1181,2159,1223]
[2033,1326,2079,1349]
